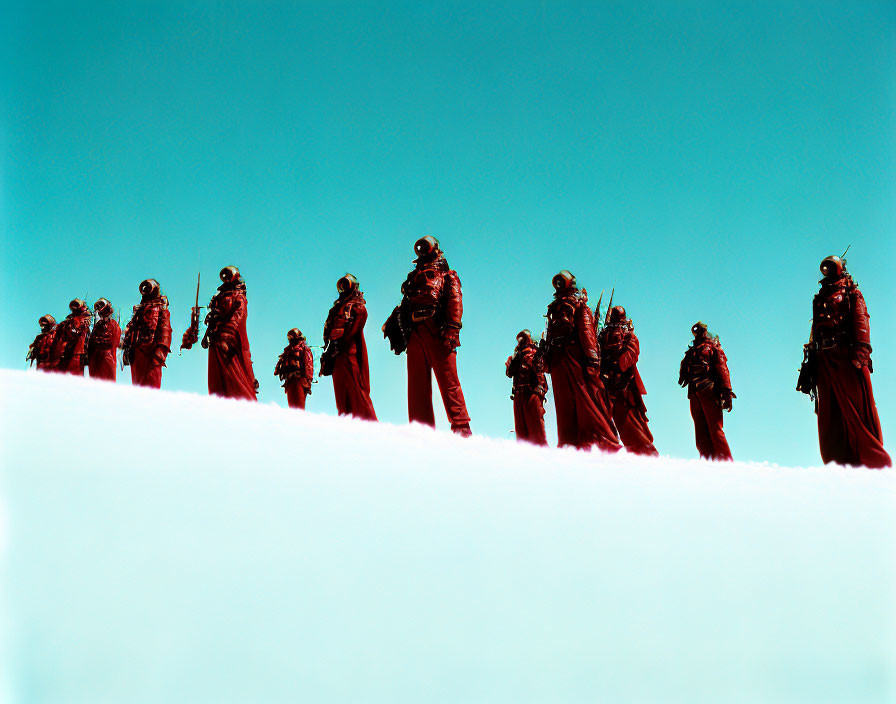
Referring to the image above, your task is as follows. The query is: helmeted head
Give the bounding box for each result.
[69,298,87,314]
[516,329,534,347]
[691,321,708,340]
[552,270,577,293]
[94,298,113,318]
[287,328,305,343]
[609,306,626,324]
[139,279,161,299]
[414,236,441,261]
[38,314,56,331]
[220,266,241,284]
[337,273,359,295]
[820,255,845,279]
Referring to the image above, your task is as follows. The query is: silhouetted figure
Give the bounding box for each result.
[123,279,172,388]
[506,329,548,446]
[51,299,92,376]
[26,315,58,371]
[87,298,120,381]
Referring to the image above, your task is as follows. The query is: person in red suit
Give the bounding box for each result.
[123,279,172,388]
[383,237,471,435]
[543,271,621,452]
[200,266,258,400]
[598,306,658,456]
[679,322,734,461]
[274,328,314,409]
[505,329,548,446]
[87,298,120,382]
[321,274,377,420]
[50,299,92,375]
[799,255,890,468]
[26,314,58,371]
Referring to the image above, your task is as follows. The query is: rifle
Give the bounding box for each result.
[180,271,204,351]
[604,287,615,327]
[796,324,818,412]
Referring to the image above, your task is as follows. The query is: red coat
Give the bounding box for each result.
[545,290,620,451]
[276,341,314,391]
[50,308,92,375]
[810,275,890,468]
[204,281,258,400]
[679,336,733,461]
[598,323,657,456]
[28,327,58,371]
[506,342,547,445]
[324,291,377,420]
[124,296,172,388]
[87,317,121,381]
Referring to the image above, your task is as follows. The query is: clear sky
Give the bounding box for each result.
[1,0,893,466]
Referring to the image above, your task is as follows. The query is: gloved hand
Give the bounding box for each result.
[441,325,461,350]
[852,344,871,369]
[718,388,735,412]
[533,385,546,399]
[153,346,168,365]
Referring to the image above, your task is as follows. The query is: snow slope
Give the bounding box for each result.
[1,369,894,703]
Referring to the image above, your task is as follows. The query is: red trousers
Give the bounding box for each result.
[333,354,377,421]
[131,348,163,388]
[609,391,658,456]
[56,356,84,376]
[284,379,308,409]
[513,392,547,446]
[88,349,117,382]
[208,344,257,401]
[689,388,732,461]
[549,352,620,452]
[816,349,891,468]
[406,321,471,431]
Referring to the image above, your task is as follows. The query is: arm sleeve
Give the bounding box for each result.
[850,288,871,348]
[618,333,640,372]
[576,303,600,365]
[344,303,367,341]
[218,296,245,344]
[156,308,173,350]
[304,346,314,379]
[442,271,463,327]
[713,346,733,391]
[678,352,689,386]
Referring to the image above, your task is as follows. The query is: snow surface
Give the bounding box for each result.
[1,369,894,703]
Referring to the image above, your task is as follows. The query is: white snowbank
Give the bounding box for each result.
[1,369,894,703]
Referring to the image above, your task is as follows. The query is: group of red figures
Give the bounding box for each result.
[26,240,890,468]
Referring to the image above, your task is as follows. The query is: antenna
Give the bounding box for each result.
[841,244,851,259]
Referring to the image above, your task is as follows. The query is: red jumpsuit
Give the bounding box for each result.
[27,325,58,371]
[679,337,734,461]
[204,281,258,400]
[386,254,471,433]
[50,306,92,375]
[124,296,172,388]
[323,291,377,420]
[810,275,890,468]
[276,341,314,409]
[545,291,621,452]
[87,315,121,381]
[506,341,548,446]
[598,322,658,456]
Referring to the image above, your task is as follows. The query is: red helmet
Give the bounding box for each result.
[820,256,845,279]
[39,314,56,330]
[337,273,358,293]
[220,266,240,283]
[552,270,577,292]
[139,279,161,298]
[69,298,87,313]
[287,328,305,342]
[94,298,113,318]
[691,321,708,338]
[414,236,440,258]
[609,305,626,323]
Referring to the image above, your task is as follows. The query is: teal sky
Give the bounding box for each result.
[2,0,893,466]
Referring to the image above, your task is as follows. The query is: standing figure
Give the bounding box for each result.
[199,266,258,400]
[505,329,548,446]
[383,237,471,435]
[678,322,734,461]
[50,299,92,375]
[122,279,172,388]
[796,256,890,468]
[320,274,377,420]
[598,306,658,456]
[543,271,621,452]
[87,298,121,381]
[274,328,314,409]
[26,315,58,371]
